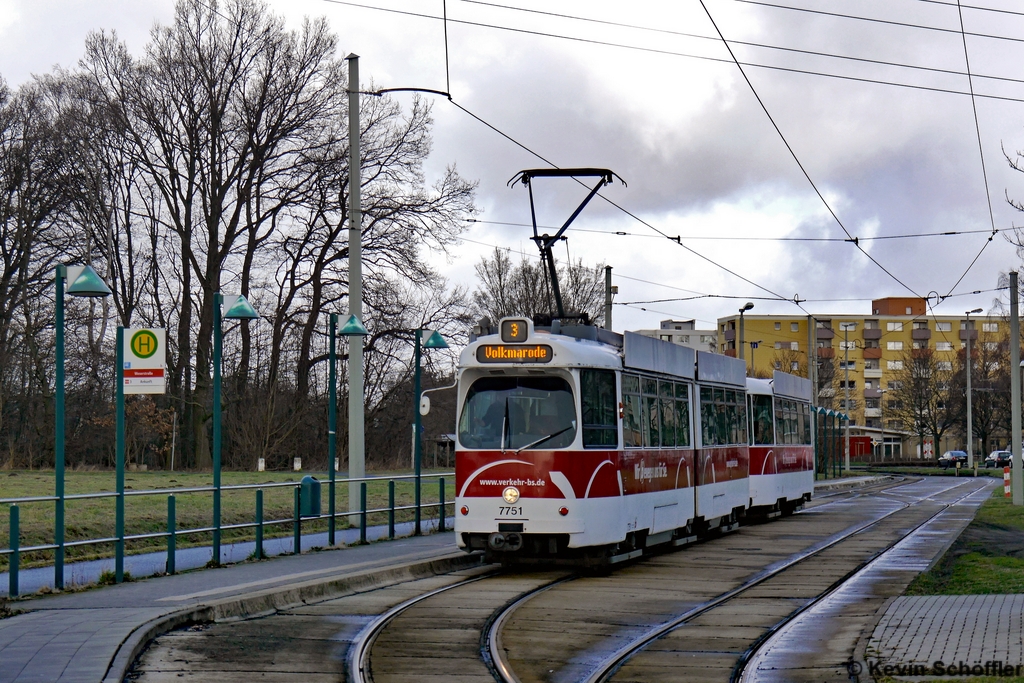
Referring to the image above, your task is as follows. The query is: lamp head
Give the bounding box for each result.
[967,308,982,315]
[740,302,754,313]
[339,314,369,336]
[65,265,112,298]
[423,330,449,349]
[222,294,259,320]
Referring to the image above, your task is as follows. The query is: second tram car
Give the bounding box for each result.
[454,317,815,563]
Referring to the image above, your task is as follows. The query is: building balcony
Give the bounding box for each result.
[911,328,931,340]
[862,328,882,340]
[863,368,883,379]
[818,388,835,398]
[864,408,881,418]
[723,329,736,342]
[817,348,835,359]
[724,349,737,358]
[960,329,978,341]
[863,388,882,398]
[816,328,835,340]
[863,347,882,359]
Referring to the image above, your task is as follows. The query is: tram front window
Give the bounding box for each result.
[458,376,577,450]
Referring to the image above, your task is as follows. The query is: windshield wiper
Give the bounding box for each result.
[500,397,509,454]
[515,421,576,454]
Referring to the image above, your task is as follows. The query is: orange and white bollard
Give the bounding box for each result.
[1005,466,1012,498]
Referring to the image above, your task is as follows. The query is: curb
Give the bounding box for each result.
[814,475,890,492]
[101,550,484,683]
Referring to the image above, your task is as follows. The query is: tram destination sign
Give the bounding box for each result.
[477,344,553,363]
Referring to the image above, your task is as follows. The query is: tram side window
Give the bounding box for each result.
[700,386,747,446]
[750,394,774,445]
[643,378,661,448]
[774,397,805,444]
[581,370,618,447]
[802,403,812,444]
[660,381,676,447]
[622,374,642,448]
[675,382,691,448]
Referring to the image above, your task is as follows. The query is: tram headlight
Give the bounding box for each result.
[502,486,520,504]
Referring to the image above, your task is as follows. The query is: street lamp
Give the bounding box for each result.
[338,313,369,525]
[878,387,889,460]
[212,292,258,565]
[54,264,111,589]
[738,302,754,360]
[965,308,983,468]
[335,313,369,539]
[839,322,859,473]
[414,328,448,535]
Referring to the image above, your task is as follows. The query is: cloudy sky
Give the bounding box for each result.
[3,0,1024,334]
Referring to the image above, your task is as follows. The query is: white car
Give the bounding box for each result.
[985,451,1013,468]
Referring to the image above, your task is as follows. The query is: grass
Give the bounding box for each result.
[905,488,1024,596]
[866,465,1006,478]
[0,469,456,571]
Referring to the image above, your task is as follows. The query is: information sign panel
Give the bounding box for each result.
[123,328,166,394]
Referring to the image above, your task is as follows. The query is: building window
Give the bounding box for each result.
[790,341,799,351]
[791,361,799,372]
[839,360,856,370]
[865,398,880,409]
[791,322,799,332]
[864,359,879,369]
[839,399,857,410]
[935,322,952,332]
[937,361,952,371]
[984,342,999,351]
[887,322,903,332]
[913,321,928,330]
[660,334,672,341]
[887,341,904,350]
[887,380,902,390]
[983,322,999,332]
[774,322,781,330]
[700,335,714,344]
[774,361,781,370]
[936,341,953,351]
[864,320,879,329]
[839,341,856,350]
[888,360,904,370]
[864,380,873,389]
[912,341,928,349]
[839,380,856,390]
[774,341,783,350]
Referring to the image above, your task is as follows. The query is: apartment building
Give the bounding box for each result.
[633,319,718,353]
[717,297,1006,456]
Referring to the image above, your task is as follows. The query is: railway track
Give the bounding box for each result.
[345,474,982,683]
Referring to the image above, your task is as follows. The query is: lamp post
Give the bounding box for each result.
[212,292,259,565]
[965,308,982,469]
[414,329,449,535]
[338,313,369,526]
[840,322,858,473]
[738,302,754,360]
[54,264,111,589]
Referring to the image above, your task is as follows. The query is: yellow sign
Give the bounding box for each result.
[130,330,159,359]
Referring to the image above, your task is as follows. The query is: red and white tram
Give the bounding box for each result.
[454,317,814,563]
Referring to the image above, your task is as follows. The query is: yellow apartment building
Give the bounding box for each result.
[716,297,1006,457]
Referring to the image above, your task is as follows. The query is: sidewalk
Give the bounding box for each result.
[0,529,477,683]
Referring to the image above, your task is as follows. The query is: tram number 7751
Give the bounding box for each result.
[499,506,524,516]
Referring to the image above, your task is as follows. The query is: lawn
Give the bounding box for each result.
[0,469,456,571]
[905,488,1024,596]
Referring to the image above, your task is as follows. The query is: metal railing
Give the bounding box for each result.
[1,471,453,598]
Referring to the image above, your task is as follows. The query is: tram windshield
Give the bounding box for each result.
[458,376,577,450]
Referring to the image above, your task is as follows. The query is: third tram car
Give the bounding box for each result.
[454,317,815,563]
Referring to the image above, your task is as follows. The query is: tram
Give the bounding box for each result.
[454,316,815,564]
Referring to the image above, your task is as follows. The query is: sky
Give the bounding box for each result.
[3,0,1024,335]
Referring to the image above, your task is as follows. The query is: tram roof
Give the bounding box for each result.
[460,328,622,370]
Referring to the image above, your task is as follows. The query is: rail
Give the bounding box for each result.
[2,470,454,598]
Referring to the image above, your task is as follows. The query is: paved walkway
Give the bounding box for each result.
[869,594,1024,677]
[0,530,469,683]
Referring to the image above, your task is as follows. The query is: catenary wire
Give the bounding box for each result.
[321,0,1024,104]
[460,0,1024,89]
[698,0,925,301]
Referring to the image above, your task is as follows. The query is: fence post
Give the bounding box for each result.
[388,480,395,540]
[166,495,176,575]
[359,482,367,544]
[256,489,264,560]
[9,505,18,598]
[293,486,301,555]
[439,478,446,533]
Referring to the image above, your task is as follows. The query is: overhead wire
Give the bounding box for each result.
[321,0,1024,104]
[697,0,925,301]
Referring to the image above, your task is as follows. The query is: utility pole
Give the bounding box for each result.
[1011,271,1022,505]
[604,266,613,330]
[965,308,982,469]
[808,315,816,407]
[347,54,365,517]
[738,302,753,359]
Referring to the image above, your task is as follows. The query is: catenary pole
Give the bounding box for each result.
[604,266,612,331]
[843,323,852,472]
[1011,271,1022,505]
[347,54,365,519]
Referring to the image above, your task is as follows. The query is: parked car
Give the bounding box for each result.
[938,450,968,469]
[985,450,1013,468]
